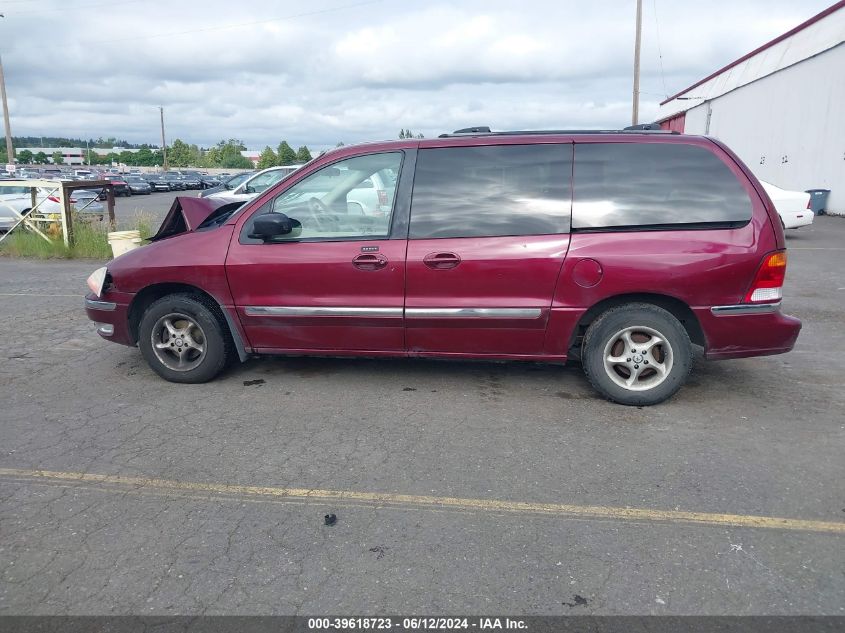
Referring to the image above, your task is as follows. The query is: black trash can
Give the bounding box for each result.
[805,189,831,215]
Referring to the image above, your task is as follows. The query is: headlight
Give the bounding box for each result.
[86,266,109,297]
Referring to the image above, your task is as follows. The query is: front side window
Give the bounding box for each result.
[409,144,572,239]
[245,152,402,242]
[572,142,753,229]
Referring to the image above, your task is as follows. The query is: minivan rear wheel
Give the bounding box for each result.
[138,294,232,383]
[582,303,691,405]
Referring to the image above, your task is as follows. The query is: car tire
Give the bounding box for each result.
[582,303,692,406]
[138,294,233,384]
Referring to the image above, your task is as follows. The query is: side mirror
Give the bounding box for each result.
[249,213,294,240]
[243,185,255,194]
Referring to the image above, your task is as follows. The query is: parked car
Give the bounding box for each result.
[199,174,221,189]
[205,165,302,203]
[161,173,187,191]
[0,184,105,229]
[177,175,202,189]
[760,180,814,230]
[198,171,254,198]
[84,127,801,405]
[102,175,132,197]
[124,176,152,195]
[143,175,171,192]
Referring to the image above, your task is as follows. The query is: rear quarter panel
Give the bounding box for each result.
[544,136,780,357]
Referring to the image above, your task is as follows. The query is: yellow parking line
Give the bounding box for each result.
[1,467,843,534]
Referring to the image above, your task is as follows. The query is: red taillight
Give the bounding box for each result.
[47,196,76,203]
[377,189,388,205]
[806,197,812,210]
[744,251,787,303]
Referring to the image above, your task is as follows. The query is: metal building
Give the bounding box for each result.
[657,1,845,213]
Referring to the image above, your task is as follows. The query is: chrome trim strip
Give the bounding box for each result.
[245,306,403,317]
[405,308,542,319]
[710,301,781,316]
[85,298,117,311]
[244,306,543,319]
[97,323,114,336]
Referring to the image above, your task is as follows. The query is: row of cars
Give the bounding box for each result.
[0,168,258,230]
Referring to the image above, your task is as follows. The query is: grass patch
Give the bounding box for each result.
[0,213,155,259]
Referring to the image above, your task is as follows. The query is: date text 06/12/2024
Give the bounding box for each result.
[307,617,528,630]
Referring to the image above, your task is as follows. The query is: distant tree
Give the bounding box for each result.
[105,152,120,165]
[33,151,48,165]
[118,150,137,166]
[17,149,33,164]
[256,146,277,169]
[168,139,201,168]
[399,128,424,139]
[335,141,345,147]
[295,146,312,163]
[134,147,155,166]
[200,139,250,168]
[51,151,64,164]
[276,141,297,166]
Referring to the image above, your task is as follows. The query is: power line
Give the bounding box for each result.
[88,0,385,46]
[652,0,669,99]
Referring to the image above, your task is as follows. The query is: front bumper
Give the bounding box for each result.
[84,293,135,346]
[697,302,802,360]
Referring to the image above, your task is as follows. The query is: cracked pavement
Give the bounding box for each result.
[0,216,843,615]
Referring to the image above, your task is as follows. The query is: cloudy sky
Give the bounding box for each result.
[2,0,833,150]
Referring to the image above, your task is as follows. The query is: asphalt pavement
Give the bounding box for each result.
[0,216,843,615]
[111,190,190,229]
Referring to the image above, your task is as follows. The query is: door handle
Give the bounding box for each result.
[352,253,388,271]
[423,252,461,270]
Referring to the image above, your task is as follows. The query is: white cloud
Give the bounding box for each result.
[2,0,833,148]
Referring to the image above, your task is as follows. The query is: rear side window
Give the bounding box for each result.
[409,144,572,239]
[572,143,752,230]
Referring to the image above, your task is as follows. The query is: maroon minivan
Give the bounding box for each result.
[84,127,801,405]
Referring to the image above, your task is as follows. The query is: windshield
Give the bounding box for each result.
[226,172,252,188]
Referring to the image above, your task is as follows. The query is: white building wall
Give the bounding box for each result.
[681,43,845,213]
[659,7,845,119]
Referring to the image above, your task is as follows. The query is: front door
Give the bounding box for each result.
[404,143,573,357]
[226,151,407,353]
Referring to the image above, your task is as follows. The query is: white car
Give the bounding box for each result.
[210,162,397,218]
[761,180,813,230]
[206,165,304,203]
[0,185,105,231]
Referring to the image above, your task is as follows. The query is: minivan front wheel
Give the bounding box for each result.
[582,303,691,405]
[138,294,232,383]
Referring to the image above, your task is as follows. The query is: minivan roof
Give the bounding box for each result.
[437,124,679,138]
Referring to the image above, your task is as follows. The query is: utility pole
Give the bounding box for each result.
[159,106,168,171]
[631,0,643,125]
[0,54,14,169]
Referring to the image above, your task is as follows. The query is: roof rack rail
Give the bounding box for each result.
[452,126,492,134]
[438,123,678,138]
[623,123,663,130]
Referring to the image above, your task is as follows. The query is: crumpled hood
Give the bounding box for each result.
[148,196,232,242]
